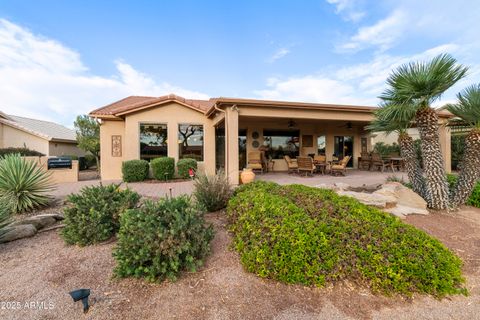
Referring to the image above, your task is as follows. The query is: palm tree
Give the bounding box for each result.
[379,54,468,210]
[446,84,480,207]
[367,104,428,200]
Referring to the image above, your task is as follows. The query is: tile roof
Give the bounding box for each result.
[89,94,215,116]
[0,114,77,142]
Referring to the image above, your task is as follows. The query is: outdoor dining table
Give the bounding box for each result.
[386,157,404,171]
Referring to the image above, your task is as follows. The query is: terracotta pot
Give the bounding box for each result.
[240,168,255,184]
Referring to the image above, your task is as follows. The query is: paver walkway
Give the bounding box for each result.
[52,179,194,199]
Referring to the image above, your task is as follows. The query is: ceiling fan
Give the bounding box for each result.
[337,121,353,130]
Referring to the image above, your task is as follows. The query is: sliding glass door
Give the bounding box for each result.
[334,136,354,167]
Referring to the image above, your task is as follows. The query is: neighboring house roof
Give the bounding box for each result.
[0,114,77,142]
[89,93,454,119]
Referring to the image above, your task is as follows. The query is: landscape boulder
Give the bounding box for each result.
[0,224,37,243]
[11,216,57,230]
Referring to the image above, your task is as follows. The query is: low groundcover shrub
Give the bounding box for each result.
[447,174,480,208]
[113,196,214,282]
[227,181,466,297]
[193,171,232,212]
[122,159,149,182]
[62,184,140,246]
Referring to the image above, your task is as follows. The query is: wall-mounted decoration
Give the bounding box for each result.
[252,140,260,148]
[361,137,368,153]
[252,131,259,139]
[112,135,122,157]
[302,135,313,148]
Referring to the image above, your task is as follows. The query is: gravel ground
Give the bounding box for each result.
[1,208,479,320]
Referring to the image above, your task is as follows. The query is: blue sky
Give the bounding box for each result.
[1,0,479,126]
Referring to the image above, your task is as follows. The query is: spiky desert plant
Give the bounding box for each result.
[367,104,428,200]
[0,154,54,213]
[0,197,13,241]
[447,84,480,207]
[379,54,468,209]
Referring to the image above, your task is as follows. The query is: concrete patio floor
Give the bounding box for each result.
[256,169,408,187]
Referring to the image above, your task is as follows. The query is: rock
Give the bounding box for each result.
[0,224,37,243]
[338,190,396,208]
[334,182,350,190]
[374,182,428,215]
[315,183,335,190]
[385,205,429,217]
[348,184,382,193]
[34,213,64,221]
[12,216,57,230]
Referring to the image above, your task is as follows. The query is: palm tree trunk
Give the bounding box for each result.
[415,107,450,209]
[398,132,428,200]
[450,128,480,207]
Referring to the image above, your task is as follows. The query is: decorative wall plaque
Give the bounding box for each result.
[302,135,313,147]
[252,131,259,139]
[252,140,260,148]
[112,135,122,157]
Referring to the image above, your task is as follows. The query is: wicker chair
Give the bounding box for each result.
[284,155,298,173]
[313,155,327,174]
[370,153,388,172]
[358,152,371,170]
[330,156,351,176]
[297,156,316,176]
[247,151,264,174]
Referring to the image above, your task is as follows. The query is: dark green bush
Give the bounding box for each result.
[0,147,44,157]
[122,160,149,182]
[62,184,140,246]
[151,157,175,180]
[177,158,197,178]
[114,196,214,282]
[227,181,466,297]
[447,174,480,208]
[373,142,400,157]
[193,171,232,212]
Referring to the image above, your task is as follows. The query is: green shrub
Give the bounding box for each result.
[193,171,232,212]
[62,184,140,246]
[227,182,466,297]
[177,158,198,178]
[447,174,480,208]
[373,142,400,157]
[0,154,54,213]
[151,157,175,180]
[0,197,13,241]
[114,196,214,282]
[0,147,44,157]
[122,160,149,182]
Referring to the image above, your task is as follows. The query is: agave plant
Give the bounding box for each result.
[0,154,54,213]
[379,54,468,209]
[447,84,480,207]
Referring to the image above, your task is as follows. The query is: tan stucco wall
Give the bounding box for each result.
[23,156,79,183]
[100,120,125,180]
[0,124,49,155]
[48,141,84,157]
[99,102,216,181]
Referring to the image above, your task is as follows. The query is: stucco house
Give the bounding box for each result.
[89,94,452,184]
[0,111,82,156]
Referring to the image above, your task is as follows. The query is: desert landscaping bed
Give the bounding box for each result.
[1,209,480,320]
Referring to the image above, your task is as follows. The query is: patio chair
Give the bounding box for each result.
[284,155,298,173]
[247,151,264,174]
[297,156,316,176]
[313,155,327,174]
[358,152,371,170]
[330,156,351,176]
[370,153,388,172]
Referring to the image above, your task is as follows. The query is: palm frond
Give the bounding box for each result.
[366,102,416,134]
[379,53,468,108]
[446,84,480,128]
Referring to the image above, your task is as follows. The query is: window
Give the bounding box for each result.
[263,129,299,159]
[179,124,204,161]
[317,135,326,155]
[140,123,168,160]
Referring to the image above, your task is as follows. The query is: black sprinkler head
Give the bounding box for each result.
[69,288,91,313]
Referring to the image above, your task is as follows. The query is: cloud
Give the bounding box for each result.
[255,44,469,106]
[326,0,366,22]
[0,19,209,126]
[339,10,407,52]
[268,48,290,63]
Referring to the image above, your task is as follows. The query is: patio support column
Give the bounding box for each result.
[226,105,239,185]
[439,122,451,173]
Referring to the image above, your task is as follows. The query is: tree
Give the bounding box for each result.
[74,115,100,172]
[379,54,468,210]
[446,84,480,207]
[367,104,428,200]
